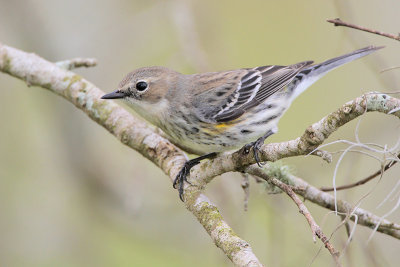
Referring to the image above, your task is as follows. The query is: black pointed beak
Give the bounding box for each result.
[101,90,127,99]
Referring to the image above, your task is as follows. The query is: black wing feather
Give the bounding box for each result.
[212,61,313,122]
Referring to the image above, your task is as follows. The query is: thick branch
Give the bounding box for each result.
[0,42,263,267]
[56,57,97,70]
[190,93,400,188]
[2,41,399,265]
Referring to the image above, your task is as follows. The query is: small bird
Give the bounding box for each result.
[102,46,383,200]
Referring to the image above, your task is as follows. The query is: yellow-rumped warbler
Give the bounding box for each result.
[102,46,382,200]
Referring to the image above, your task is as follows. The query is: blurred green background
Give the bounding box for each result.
[1,0,399,266]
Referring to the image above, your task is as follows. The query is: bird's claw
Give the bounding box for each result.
[173,164,192,201]
[172,152,217,201]
[243,139,266,167]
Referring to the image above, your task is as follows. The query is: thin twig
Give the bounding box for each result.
[2,41,400,264]
[289,174,400,239]
[321,154,399,192]
[241,173,250,211]
[247,166,341,266]
[311,149,333,163]
[380,66,400,73]
[327,18,400,41]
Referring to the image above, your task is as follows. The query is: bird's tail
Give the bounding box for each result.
[289,46,384,100]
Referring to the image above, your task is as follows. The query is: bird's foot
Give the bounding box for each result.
[243,138,266,167]
[173,152,217,201]
[243,129,276,167]
[173,162,194,201]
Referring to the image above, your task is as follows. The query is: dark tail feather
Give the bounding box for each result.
[302,46,384,76]
[290,46,384,100]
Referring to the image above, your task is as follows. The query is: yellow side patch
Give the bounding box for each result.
[215,123,228,129]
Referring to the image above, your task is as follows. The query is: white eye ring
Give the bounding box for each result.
[136,80,148,92]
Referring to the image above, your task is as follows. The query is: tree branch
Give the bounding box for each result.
[247,166,341,266]
[327,18,400,41]
[321,153,399,192]
[56,57,97,70]
[290,174,400,239]
[189,93,400,189]
[0,42,263,267]
[2,41,399,266]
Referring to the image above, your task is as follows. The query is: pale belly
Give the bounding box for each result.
[159,101,287,155]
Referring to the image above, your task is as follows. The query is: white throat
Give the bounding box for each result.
[125,98,169,126]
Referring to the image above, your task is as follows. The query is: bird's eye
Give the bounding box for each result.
[136,81,148,92]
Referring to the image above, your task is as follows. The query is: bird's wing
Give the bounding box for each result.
[193,61,313,123]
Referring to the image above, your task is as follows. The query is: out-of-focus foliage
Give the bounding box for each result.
[0,0,399,266]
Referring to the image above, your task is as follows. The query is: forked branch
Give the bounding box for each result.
[1,42,400,266]
[0,42,263,267]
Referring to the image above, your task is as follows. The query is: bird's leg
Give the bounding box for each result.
[173,152,217,201]
[243,129,276,167]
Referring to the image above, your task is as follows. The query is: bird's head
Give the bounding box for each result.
[102,66,178,105]
[102,66,179,124]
